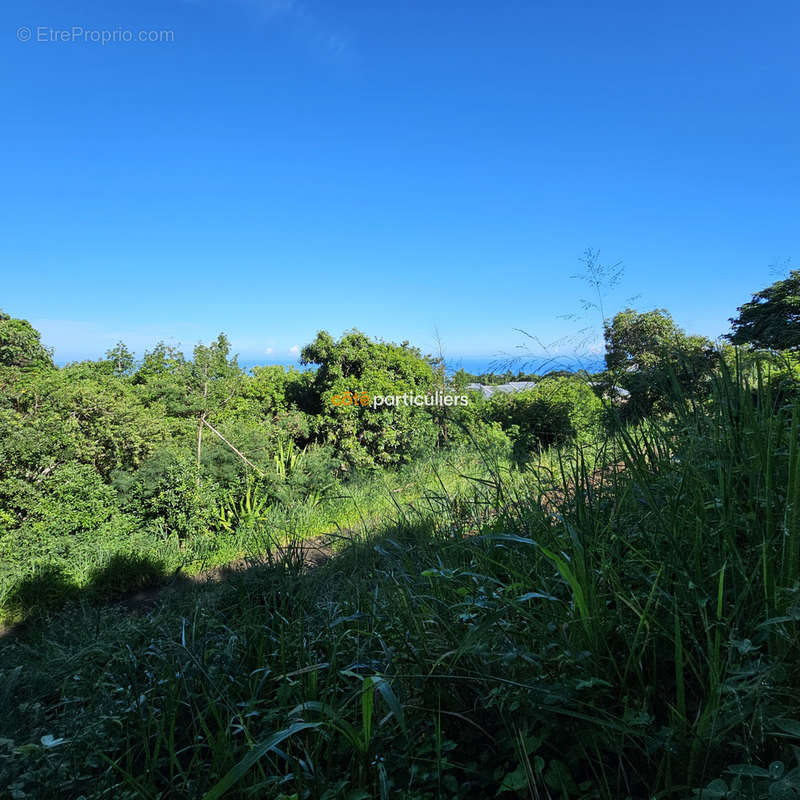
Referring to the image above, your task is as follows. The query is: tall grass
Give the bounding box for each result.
[1,354,799,798]
[0,447,503,625]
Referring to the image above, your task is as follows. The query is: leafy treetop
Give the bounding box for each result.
[727,270,800,351]
[0,310,54,369]
[301,329,437,467]
[603,308,685,372]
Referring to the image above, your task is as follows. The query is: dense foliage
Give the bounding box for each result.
[2,356,799,799]
[300,330,438,468]
[0,310,53,369]
[481,377,603,462]
[727,269,800,350]
[603,307,719,419]
[2,314,605,617]
[1,298,799,799]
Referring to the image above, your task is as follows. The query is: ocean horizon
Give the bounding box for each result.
[53,353,606,376]
[235,354,606,376]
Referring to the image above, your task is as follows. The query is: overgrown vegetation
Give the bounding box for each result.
[2,277,800,798]
[0,317,605,621]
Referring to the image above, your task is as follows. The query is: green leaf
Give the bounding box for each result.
[698,778,729,798]
[543,758,578,793]
[371,676,407,735]
[480,533,536,546]
[497,763,529,795]
[517,591,559,602]
[361,677,375,749]
[726,764,772,778]
[201,722,319,800]
[772,720,800,739]
[40,734,68,748]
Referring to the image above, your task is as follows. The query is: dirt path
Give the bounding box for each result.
[1,461,626,637]
[0,534,339,638]
[115,533,338,615]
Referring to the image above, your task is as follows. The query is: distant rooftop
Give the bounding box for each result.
[466,380,631,400]
[465,381,537,399]
[588,381,631,398]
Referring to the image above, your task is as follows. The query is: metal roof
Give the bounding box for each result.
[465,381,537,398]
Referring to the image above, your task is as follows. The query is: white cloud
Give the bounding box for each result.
[265,347,273,354]
[288,344,300,355]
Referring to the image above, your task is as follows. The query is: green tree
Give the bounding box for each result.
[451,368,472,391]
[727,270,800,350]
[604,308,683,372]
[131,342,190,422]
[604,308,717,417]
[105,341,136,376]
[0,310,53,369]
[0,362,165,531]
[136,341,185,381]
[188,334,243,468]
[301,330,437,468]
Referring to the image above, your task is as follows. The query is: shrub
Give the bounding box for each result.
[113,448,217,539]
[487,377,603,462]
[301,330,438,468]
[27,462,117,538]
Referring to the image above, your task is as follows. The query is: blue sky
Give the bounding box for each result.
[2,1,798,365]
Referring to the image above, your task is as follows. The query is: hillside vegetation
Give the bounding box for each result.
[1,280,800,798]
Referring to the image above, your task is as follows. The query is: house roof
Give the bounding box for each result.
[465,381,537,399]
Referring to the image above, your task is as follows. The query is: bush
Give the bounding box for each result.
[0,463,121,585]
[487,377,603,462]
[301,330,438,468]
[281,442,339,503]
[113,448,217,539]
[27,462,117,538]
[532,376,604,441]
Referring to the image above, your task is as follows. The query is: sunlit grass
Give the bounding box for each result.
[1,356,799,798]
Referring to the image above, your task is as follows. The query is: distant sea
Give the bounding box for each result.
[238,354,606,377]
[56,354,605,376]
[444,354,605,376]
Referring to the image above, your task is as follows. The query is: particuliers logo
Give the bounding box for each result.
[332,391,469,408]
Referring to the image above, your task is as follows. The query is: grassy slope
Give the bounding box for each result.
[1,366,800,798]
[0,447,510,626]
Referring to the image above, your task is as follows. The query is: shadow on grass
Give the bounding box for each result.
[1,552,175,633]
[0,519,447,637]
[2,564,82,622]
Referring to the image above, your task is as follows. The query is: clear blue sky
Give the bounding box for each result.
[2,1,797,364]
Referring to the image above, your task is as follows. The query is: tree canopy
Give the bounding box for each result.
[0,310,53,369]
[727,270,800,350]
[301,329,437,467]
[603,308,717,418]
[604,308,683,372]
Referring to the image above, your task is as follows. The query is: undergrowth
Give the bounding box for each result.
[1,358,799,798]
